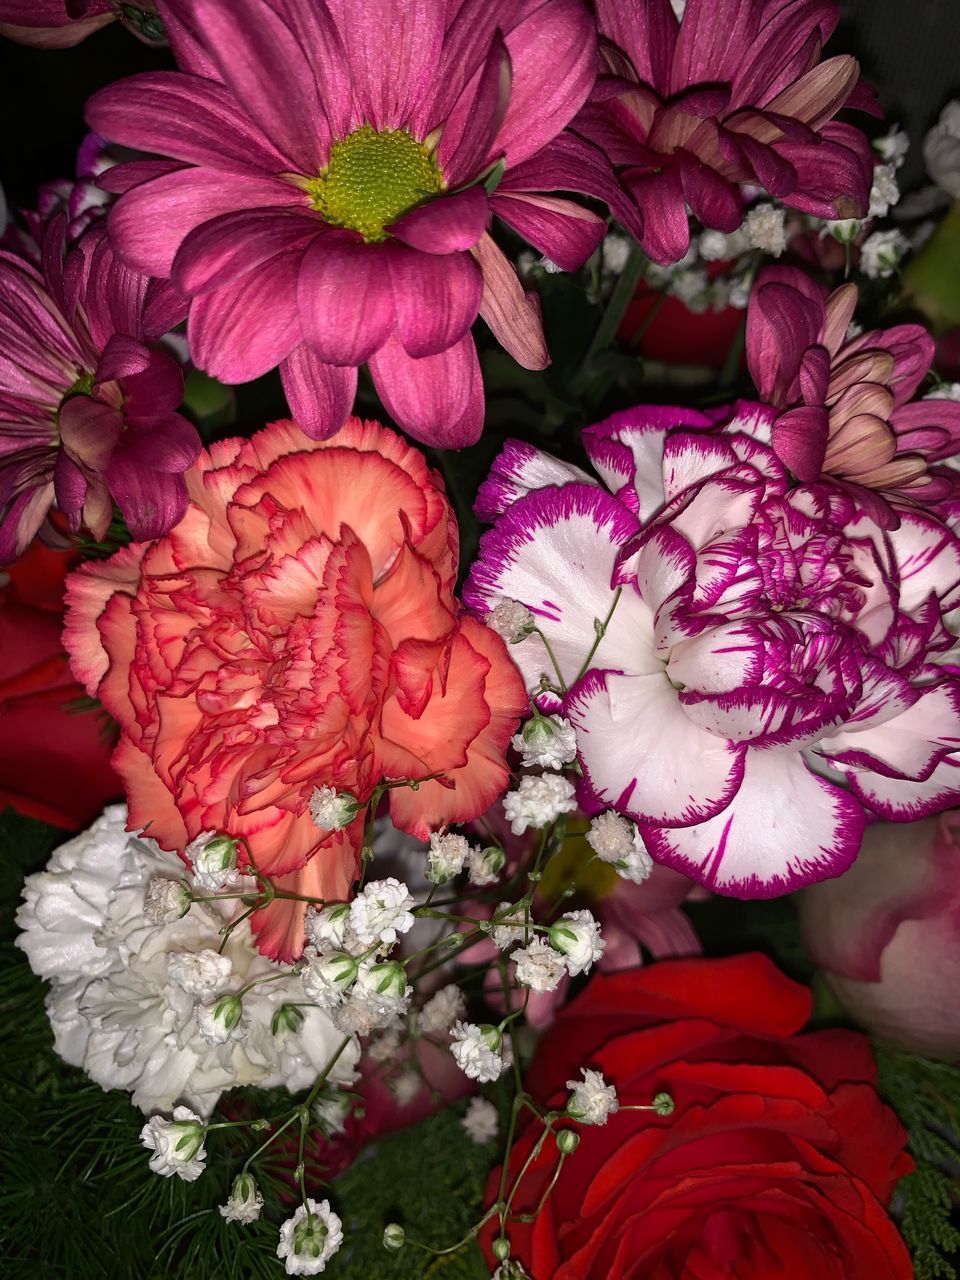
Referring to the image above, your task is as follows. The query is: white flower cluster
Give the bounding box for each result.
[503,774,577,835]
[16,806,359,1116]
[461,1096,499,1144]
[745,202,786,256]
[450,1021,512,1083]
[487,597,535,644]
[925,100,960,198]
[566,1069,618,1126]
[585,811,654,883]
[511,909,606,993]
[860,228,910,279]
[426,830,472,883]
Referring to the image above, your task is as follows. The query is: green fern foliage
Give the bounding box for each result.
[876,1045,960,1279]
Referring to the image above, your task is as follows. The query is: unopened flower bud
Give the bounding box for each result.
[828,218,862,244]
[359,959,408,999]
[189,832,239,891]
[309,785,361,832]
[197,993,243,1044]
[143,876,191,924]
[271,1003,304,1036]
[653,1091,675,1117]
[302,951,360,1007]
[466,844,505,886]
[487,598,535,644]
[382,1223,406,1251]
[492,1237,512,1262]
[556,1128,580,1154]
[511,714,578,770]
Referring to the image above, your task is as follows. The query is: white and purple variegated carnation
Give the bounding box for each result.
[465,403,960,897]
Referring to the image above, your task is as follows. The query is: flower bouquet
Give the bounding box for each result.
[3,2,960,1277]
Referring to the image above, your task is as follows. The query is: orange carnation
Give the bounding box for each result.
[64,418,526,959]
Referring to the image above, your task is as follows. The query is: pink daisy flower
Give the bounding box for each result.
[87,0,616,447]
[0,216,198,562]
[747,265,960,526]
[573,0,876,263]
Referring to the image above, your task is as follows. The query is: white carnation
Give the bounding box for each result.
[15,806,358,1116]
[566,1068,618,1126]
[167,948,233,1001]
[349,878,415,946]
[461,1097,499,1144]
[502,774,577,835]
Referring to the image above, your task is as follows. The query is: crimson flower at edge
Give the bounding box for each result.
[573,0,876,263]
[86,0,625,448]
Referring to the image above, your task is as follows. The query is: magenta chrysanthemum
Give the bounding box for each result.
[572,0,876,263]
[0,215,198,562]
[465,404,960,897]
[746,265,960,526]
[86,0,615,447]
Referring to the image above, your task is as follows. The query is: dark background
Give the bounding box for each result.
[0,0,958,214]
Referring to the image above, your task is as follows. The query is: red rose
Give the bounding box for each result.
[0,539,119,828]
[486,955,913,1279]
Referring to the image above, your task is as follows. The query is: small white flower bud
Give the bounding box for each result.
[549,910,605,977]
[511,715,578,770]
[556,1128,580,1154]
[827,217,862,244]
[466,844,505,886]
[143,876,191,924]
[309,785,360,832]
[188,832,239,891]
[492,1237,512,1262]
[487,598,535,644]
[567,1068,618,1125]
[653,1091,675,1117]
[585,812,653,884]
[271,1002,305,1037]
[220,1172,263,1225]
[302,951,359,1008]
[140,1106,206,1180]
[383,1223,406,1251]
[196,993,244,1044]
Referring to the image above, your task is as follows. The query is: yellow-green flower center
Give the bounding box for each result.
[307,125,444,242]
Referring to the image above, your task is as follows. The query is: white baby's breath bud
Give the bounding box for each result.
[277,1199,343,1276]
[309,786,360,833]
[196,993,244,1044]
[368,1024,403,1065]
[383,1223,406,1252]
[358,959,408,1001]
[502,774,577,835]
[669,265,709,306]
[728,274,751,309]
[698,229,731,261]
[220,1172,264,1224]
[514,937,567,993]
[301,951,359,1009]
[860,228,909,278]
[461,1096,499,1144]
[653,1091,676,1116]
[167,948,233,1002]
[925,382,960,401]
[874,125,909,168]
[349,878,415,946]
[450,1021,511,1083]
[333,959,411,1035]
[566,1068,618,1125]
[511,715,578,770]
[487,598,535,644]
[492,1238,512,1263]
[466,844,505,886]
[868,163,900,218]
[391,1070,421,1106]
[585,812,653,884]
[745,203,786,256]
[143,876,191,924]
[426,830,470,883]
[556,1128,580,1154]
[140,1106,206,1181]
[187,832,239,892]
[304,901,356,952]
[600,230,632,276]
[490,902,530,951]
[549,910,605,976]
[272,1002,304,1037]
[827,217,862,244]
[419,983,467,1037]
[313,1090,352,1135]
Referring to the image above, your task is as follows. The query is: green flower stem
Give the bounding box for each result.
[571,241,646,396]
[572,588,622,685]
[532,626,568,693]
[241,1113,300,1175]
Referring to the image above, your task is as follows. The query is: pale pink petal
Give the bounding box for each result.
[471,232,548,371]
